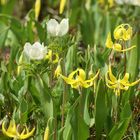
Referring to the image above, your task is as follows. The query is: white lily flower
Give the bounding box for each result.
[47,18,69,37]
[115,0,140,6]
[24,42,47,60]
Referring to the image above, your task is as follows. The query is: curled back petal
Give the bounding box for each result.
[120,73,129,84]
[126,78,140,86]
[19,127,35,139]
[108,66,117,82]
[60,74,76,85]
[68,69,78,79]
[120,45,136,52]
[105,32,113,48]
[2,120,17,138]
[85,70,100,83]
[77,68,86,81]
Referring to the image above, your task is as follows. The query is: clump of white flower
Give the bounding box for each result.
[24,42,47,60]
[47,18,69,37]
[115,0,140,6]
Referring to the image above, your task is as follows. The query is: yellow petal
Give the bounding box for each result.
[114,25,125,40]
[85,70,100,83]
[105,32,113,48]
[59,0,67,14]
[106,83,117,89]
[121,73,129,84]
[113,43,122,51]
[54,65,62,78]
[108,65,117,82]
[44,126,49,140]
[123,26,132,41]
[2,120,17,138]
[68,69,78,79]
[35,0,41,20]
[82,81,92,88]
[128,79,140,86]
[105,73,115,85]
[77,68,86,81]
[19,127,35,139]
[120,45,136,52]
[60,74,76,85]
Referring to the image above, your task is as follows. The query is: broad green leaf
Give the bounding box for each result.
[95,79,107,140]
[108,102,132,140]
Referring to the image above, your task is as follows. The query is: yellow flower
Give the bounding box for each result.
[59,0,67,14]
[35,0,41,20]
[46,50,59,64]
[60,68,100,89]
[2,120,35,139]
[114,24,132,41]
[44,126,49,140]
[106,65,140,96]
[1,0,7,5]
[108,0,115,7]
[105,32,136,52]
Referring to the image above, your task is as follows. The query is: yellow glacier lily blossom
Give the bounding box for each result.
[60,68,100,89]
[114,24,132,41]
[105,32,136,52]
[35,0,41,20]
[59,0,67,14]
[2,120,35,139]
[106,65,140,96]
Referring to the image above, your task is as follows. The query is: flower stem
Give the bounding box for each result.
[61,58,67,127]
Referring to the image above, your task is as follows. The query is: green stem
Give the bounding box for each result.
[61,58,67,127]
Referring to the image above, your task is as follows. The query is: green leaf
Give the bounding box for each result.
[71,104,89,140]
[95,79,107,140]
[0,21,9,48]
[108,102,132,140]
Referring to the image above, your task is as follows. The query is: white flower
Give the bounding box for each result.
[47,18,69,37]
[24,42,47,60]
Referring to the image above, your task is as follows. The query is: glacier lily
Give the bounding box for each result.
[113,24,132,41]
[105,32,135,52]
[47,18,69,37]
[2,119,35,139]
[106,65,140,95]
[60,68,100,89]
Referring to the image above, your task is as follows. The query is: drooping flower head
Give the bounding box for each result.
[114,24,132,41]
[105,32,135,52]
[106,65,140,95]
[47,18,69,37]
[24,42,47,60]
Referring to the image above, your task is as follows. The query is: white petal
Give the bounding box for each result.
[58,18,69,36]
[47,19,59,36]
[24,42,32,56]
[32,42,42,48]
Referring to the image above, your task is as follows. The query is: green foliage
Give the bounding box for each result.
[0,0,140,140]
